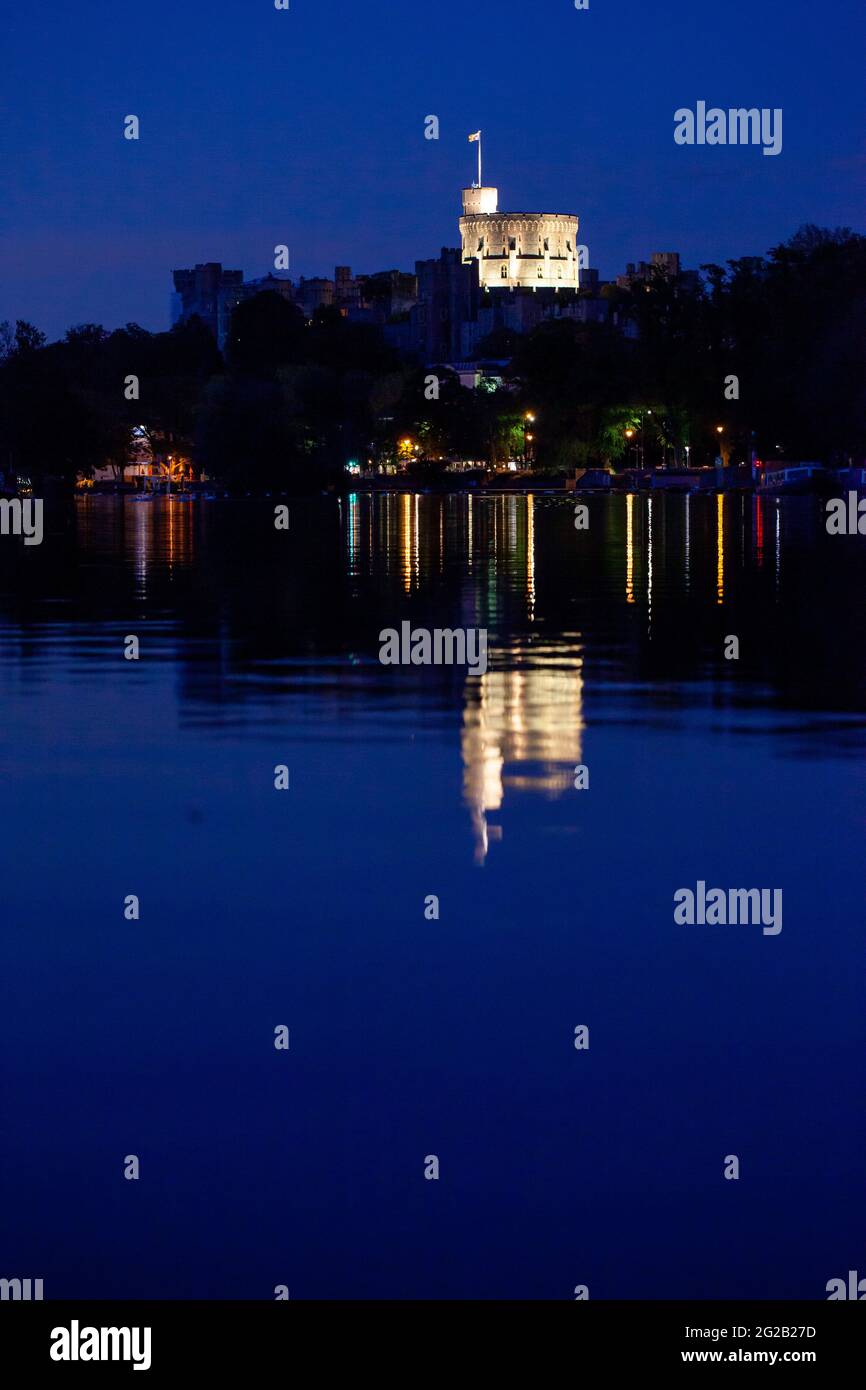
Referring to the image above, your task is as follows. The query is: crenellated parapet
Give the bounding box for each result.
[459,188,580,291]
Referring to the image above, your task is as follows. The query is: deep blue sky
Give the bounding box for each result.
[1,0,863,340]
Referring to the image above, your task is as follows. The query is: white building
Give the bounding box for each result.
[459,183,580,292]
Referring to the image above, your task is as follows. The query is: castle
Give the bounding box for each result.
[459,181,580,292]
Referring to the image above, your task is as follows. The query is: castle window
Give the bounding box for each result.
[509,237,516,251]
[566,240,572,252]
[477,237,484,251]
[501,266,508,278]
[544,238,549,251]
[538,268,543,279]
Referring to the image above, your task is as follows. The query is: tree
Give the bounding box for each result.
[227,292,305,375]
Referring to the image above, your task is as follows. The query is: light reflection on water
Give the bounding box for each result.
[4,490,866,849]
[462,645,585,864]
[0,492,864,1299]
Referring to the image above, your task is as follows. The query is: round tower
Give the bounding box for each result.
[459,179,579,292]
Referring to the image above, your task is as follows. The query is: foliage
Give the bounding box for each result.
[0,227,862,488]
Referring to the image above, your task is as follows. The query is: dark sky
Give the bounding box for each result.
[1,0,863,340]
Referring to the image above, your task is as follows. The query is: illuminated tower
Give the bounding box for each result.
[458,137,580,292]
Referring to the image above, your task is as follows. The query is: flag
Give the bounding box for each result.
[468,131,481,142]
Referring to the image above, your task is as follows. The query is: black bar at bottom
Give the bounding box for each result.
[0,1300,860,1376]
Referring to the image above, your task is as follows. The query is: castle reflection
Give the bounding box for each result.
[461,643,584,863]
[343,490,582,861]
[5,488,847,872]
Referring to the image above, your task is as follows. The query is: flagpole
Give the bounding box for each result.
[478,131,482,187]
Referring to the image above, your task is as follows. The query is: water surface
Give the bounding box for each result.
[0,492,863,1299]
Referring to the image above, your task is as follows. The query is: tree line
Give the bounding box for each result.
[0,224,862,491]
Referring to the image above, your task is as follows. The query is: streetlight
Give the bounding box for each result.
[523,412,536,465]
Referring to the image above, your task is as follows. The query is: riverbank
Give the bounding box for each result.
[73,461,866,501]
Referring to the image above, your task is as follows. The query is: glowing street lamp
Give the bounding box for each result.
[624,428,636,468]
[523,413,537,465]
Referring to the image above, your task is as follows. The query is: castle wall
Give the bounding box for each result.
[459,192,580,291]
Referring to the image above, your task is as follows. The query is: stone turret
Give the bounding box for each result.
[459,176,579,292]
